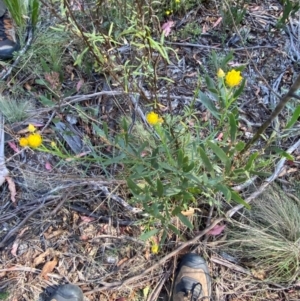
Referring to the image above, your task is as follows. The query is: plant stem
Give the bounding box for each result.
[240,74,300,155]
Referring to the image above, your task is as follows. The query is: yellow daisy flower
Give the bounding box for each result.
[217,68,225,78]
[27,133,42,148]
[28,124,36,132]
[19,137,29,147]
[166,10,171,15]
[146,112,163,126]
[225,70,243,87]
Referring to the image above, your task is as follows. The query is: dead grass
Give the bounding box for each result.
[224,184,300,284]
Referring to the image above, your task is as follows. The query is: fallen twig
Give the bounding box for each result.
[0,113,9,185]
[210,255,251,275]
[100,186,144,215]
[166,41,276,51]
[146,270,171,301]
[0,196,60,249]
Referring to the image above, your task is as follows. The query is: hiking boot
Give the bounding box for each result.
[172,253,211,301]
[0,11,19,59]
[46,284,84,301]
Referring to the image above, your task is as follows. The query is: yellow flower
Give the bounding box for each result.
[27,133,42,148]
[225,69,243,87]
[166,10,171,15]
[19,137,29,147]
[51,141,57,148]
[28,124,36,132]
[151,243,159,254]
[217,68,225,78]
[175,0,180,3]
[146,112,163,126]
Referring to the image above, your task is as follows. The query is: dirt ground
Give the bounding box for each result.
[0,1,300,300]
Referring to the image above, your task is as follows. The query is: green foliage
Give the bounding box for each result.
[220,0,247,29]
[55,0,175,92]
[277,0,300,28]
[91,52,270,239]
[177,21,202,41]
[3,0,40,27]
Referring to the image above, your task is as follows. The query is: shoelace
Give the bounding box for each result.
[180,282,202,301]
[190,282,201,300]
[183,282,211,301]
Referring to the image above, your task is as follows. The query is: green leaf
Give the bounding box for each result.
[101,125,109,141]
[205,76,216,92]
[92,123,106,138]
[220,51,234,69]
[177,149,184,167]
[165,188,182,196]
[216,184,231,201]
[235,141,245,151]
[35,78,47,86]
[250,171,272,177]
[231,191,250,209]
[198,146,214,175]
[245,152,259,170]
[74,47,89,67]
[168,224,181,236]
[272,147,294,160]
[183,162,195,173]
[151,148,159,169]
[198,91,220,119]
[139,229,159,241]
[39,95,55,107]
[229,113,237,143]
[172,206,181,215]
[207,141,229,164]
[233,78,246,99]
[127,178,143,195]
[177,213,193,229]
[156,179,164,197]
[285,105,300,129]
[225,159,232,175]
[182,191,195,201]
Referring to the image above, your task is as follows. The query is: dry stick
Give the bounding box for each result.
[84,217,223,294]
[0,113,9,183]
[210,256,251,275]
[0,196,60,249]
[241,74,300,155]
[146,270,171,301]
[166,41,276,51]
[50,191,72,215]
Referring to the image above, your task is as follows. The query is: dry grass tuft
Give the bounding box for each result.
[224,184,300,284]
